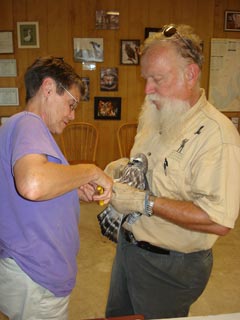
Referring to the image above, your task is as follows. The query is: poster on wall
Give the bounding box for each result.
[120,40,140,65]
[0,59,17,77]
[0,31,14,53]
[73,38,104,62]
[96,10,119,30]
[94,97,121,120]
[100,67,118,91]
[224,11,240,31]
[0,88,19,106]
[208,38,240,111]
[17,22,39,48]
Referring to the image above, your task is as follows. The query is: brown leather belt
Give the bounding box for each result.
[123,229,170,255]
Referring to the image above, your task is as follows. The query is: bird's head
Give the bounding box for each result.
[90,41,100,48]
[129,153,148,173]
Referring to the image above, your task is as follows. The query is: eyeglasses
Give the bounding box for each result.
[59,83,79,111]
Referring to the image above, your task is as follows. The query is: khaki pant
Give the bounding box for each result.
[0,258,70,320]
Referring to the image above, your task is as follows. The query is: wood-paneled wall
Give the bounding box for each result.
[0,0,240,168]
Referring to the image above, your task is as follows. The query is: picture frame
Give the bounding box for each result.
[0,31,14,53]
[94,97,121,120]
[80,77,90,101]
[144,27,162,39]
[224,11,240,31]
[0,88,19,106]
[96,10,120,30]
[120,40,140,65]
[100,67,118,91]
[17,21,40,48]
[73,38,104,62]
[0,59,17,77]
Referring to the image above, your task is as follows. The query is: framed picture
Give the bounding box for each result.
[73,38,104,62]
[224,11,240,31]
[96,10,120,30]
[0,31,14,53]
[0,88,19,106]
[100,67,118,91]
[94,97,121,120]
[144,27,162,39]
[0,59,17,77]
[120,40,140,65]
[17,22,39,48]
[80,77,90,101]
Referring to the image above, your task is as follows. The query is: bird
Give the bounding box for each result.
[124,43,138,63]
[24,29,32,42]
[90,41,103,60]
[97,153,149,243]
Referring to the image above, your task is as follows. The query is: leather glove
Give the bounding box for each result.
[110,182,146,215]
[104,158,129,179]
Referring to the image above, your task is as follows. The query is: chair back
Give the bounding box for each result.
[117,122,138,158]
[61,122,99,164]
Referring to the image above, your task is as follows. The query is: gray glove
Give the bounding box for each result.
[104,158,129,179]
[110,182,146,215]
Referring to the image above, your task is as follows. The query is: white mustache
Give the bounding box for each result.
[147,93,161,103]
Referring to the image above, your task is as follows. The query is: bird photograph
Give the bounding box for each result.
[73,38,104,62]
[97,153,149,243]
[121,40,140,64]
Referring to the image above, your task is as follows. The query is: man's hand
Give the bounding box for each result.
[110,182,146,214]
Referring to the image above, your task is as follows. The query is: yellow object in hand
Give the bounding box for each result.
[97,186,104,206]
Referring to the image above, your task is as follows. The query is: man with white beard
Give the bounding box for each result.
[105,24,240,319]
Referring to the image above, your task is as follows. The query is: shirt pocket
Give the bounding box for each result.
[151,151,188,200]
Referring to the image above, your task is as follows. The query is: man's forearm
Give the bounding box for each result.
[153,197,230,236]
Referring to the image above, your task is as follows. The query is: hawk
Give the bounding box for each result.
[97,153,149,243]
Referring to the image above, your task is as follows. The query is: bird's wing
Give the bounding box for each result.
[120,166,146,190]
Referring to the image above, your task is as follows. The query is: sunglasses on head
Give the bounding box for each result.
[162,25,203,68]
[162,25,194,54]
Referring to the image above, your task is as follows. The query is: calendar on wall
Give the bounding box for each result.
[208,38,240,111]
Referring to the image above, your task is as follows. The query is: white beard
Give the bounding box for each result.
[137,94,191,144]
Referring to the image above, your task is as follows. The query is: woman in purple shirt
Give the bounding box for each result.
[0,56,112,319]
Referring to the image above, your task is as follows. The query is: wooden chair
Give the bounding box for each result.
[61,122,99,164]
[117,122,138,158]
[222,111,240,134]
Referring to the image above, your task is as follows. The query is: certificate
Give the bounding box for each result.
[0,88,19,106]
[0,59,17,77]
[0,31,14,54]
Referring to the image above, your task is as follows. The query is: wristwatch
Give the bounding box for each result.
[144,193,156,217]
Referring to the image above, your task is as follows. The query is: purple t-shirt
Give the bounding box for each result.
[0,112,80,296]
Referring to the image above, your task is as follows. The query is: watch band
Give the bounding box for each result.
[144,193,156,217]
